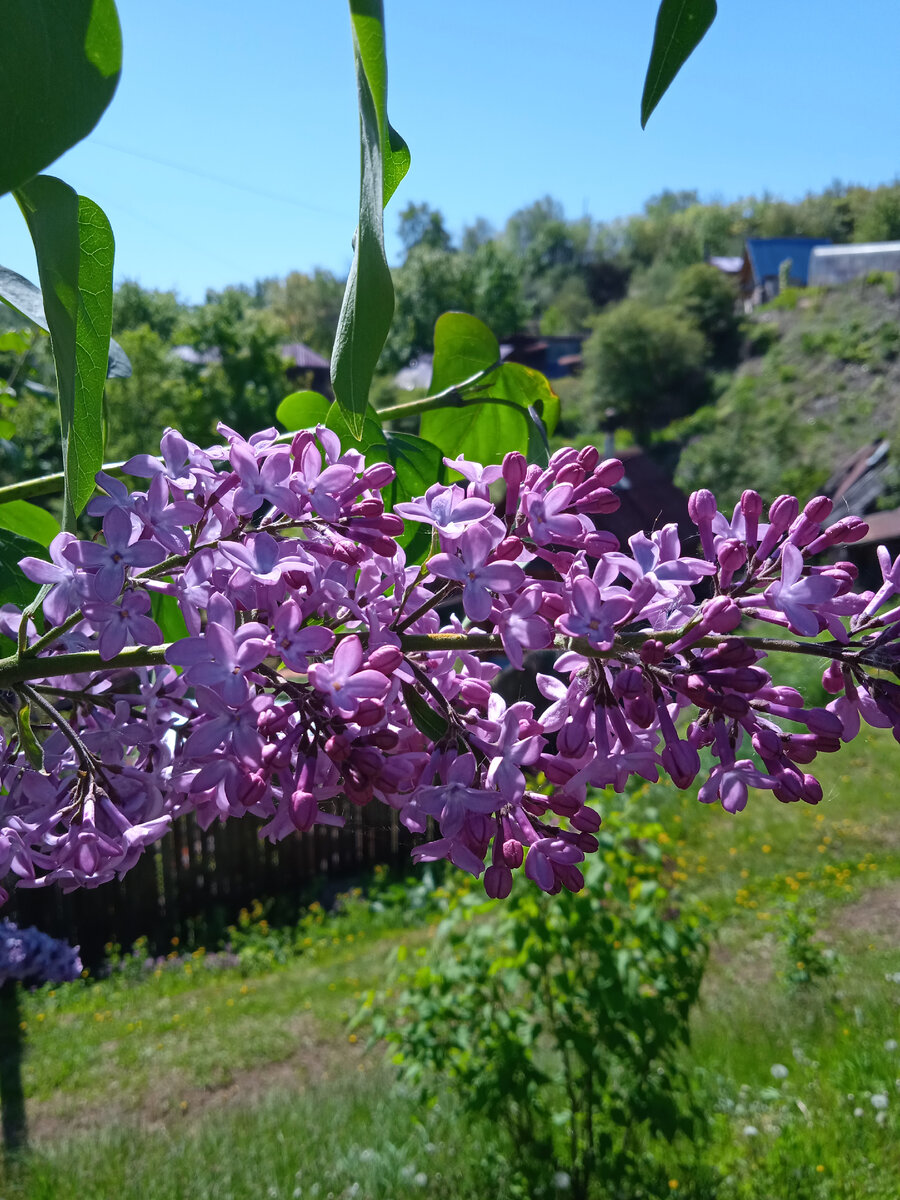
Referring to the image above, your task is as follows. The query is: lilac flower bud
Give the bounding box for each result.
[640,639,666,665]
[577,445,600,472]
[357,462,396,491]
[661,740,701,789]
[740,490,763,545]
[494,536,524,560]
[717,538,747,584]
[502,839,524,868]
[555,463,584,486]
[595,458,625,487]
[822,661,844,694]
[769,494,800,532]
[502,452,527,516]
[459,678,491,709]
[582,530,620,556]
[688,489,717,524]
[613,668,645,699]
[484,863,513,899]
[365,645,402,675]
[688,489,717,560]
[805,516,869,555]
[624,693,656,728]
[569,806,602,833]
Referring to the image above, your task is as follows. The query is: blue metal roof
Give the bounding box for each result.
[745,237,832,286]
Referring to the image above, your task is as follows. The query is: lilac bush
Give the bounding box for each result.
[0,920,82,985]
[0,422,897,904]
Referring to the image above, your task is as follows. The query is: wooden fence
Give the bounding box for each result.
[6,804,413,967]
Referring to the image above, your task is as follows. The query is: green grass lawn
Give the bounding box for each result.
[3,729,900,1198]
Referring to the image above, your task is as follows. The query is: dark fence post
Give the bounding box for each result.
[0,980,26,1153]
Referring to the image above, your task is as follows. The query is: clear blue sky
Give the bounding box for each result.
[2,0,899,303]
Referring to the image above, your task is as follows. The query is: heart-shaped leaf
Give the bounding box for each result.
[275,390,332,432]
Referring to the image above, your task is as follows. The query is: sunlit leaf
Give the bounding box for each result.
[0,0,122,196]
[275,390,332,431]
[15,176,116,526]
[420,313,556,466]
[0,500,59,547]
[641,0,717,128]
[401,681,450,743]
[331,1,410,439]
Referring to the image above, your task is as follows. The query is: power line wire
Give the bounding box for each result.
[89,137,354,222]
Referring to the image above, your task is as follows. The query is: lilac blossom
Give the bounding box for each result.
[394,483,492,538]
[3,420,900,905]
[19,532,87,625]
[83,591,162,660]
[63,508,166,601]
[428,523,524,621]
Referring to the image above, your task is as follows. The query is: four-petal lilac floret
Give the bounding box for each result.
[63,509,166,602]
[428,523,524,622]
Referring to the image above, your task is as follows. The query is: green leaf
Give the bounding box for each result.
[420,314,557,467]
[429,312,500,396]
[641,0,717,128]
[374,431,443,508]
[0,418,15,439]
[0,528,48,609]
[0,330,30,354]
[401,681,450,743]
[150,591,189,645]
[15,703,44,771]
[275,390,332,431]
[0,263,130,378]
[0,500,60,546]
[331,1,410,439]
[0,0,122,197]
[325,400,384,456]
[14,176,116,527]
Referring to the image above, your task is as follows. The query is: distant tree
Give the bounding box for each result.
[503,197,592,315]
[669,263,742,367]
[582,256,631,309]
[582,299,708,445]
[383,245,470,370]
[384,240,526,370]
[103,327,204,460]
[397,202,453,258]
[854,185,900,243]
[461,216,496,254]
[539,276,594,335]
[175,288,288,436]
[260,269,345,355]
[468,241,528,341]
[112,281,183,341]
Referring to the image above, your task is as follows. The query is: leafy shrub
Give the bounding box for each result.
[669,263,743,366]
[364,809,709,1200]
[582,300,709,445]
[779,903,838,988]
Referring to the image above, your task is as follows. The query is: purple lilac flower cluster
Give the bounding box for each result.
[1,422,898,901]
[0,919,82,985]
